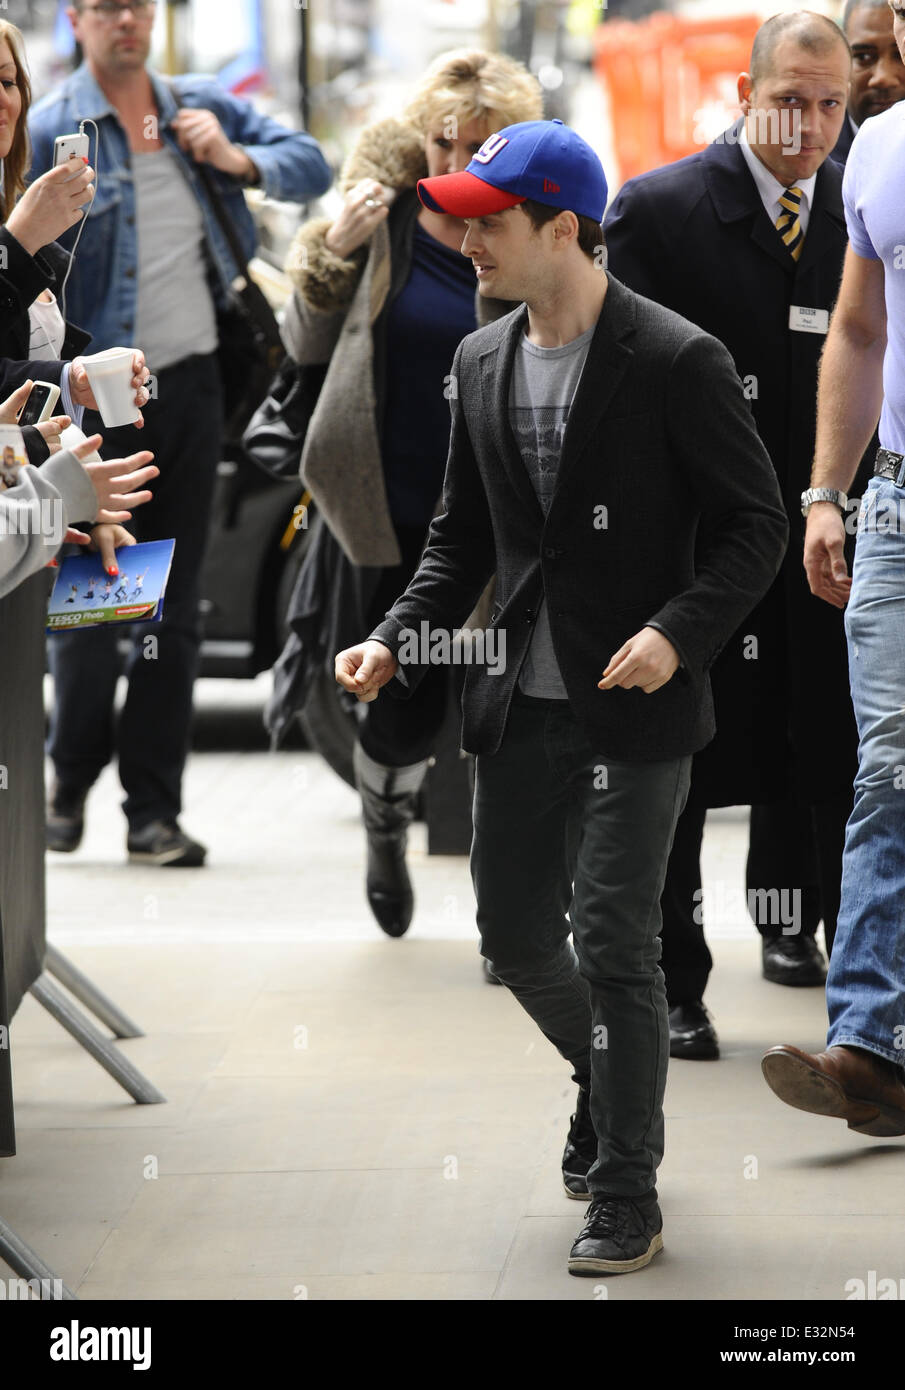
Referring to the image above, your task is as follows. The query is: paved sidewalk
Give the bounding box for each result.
[1,678,901,1300]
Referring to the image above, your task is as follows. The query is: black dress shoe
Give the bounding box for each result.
[669,1000,719,1060]
[562,1086,597,1199]
[46,781,88,853]
[568,1192,663,1275]
[762,934,827,987]
[482,958,503,985]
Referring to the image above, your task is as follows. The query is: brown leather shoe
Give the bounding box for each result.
[762,1044,905,1137]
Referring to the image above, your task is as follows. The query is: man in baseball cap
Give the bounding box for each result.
[418,118,608,221]
[335,119,787,1278]
[417,119,608,310]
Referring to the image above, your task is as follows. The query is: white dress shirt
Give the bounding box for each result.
[738,124,816,237]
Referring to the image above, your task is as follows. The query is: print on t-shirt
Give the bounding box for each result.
[507,324,595,698]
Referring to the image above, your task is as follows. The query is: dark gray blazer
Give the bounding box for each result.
[369,273,789,761]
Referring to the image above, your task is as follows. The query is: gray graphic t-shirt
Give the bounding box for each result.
[508,324,595,697]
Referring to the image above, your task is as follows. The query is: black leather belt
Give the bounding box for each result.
[874,447,905,485]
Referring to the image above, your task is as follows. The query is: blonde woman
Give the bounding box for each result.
[0,19,95,368]
[272,50,542,939]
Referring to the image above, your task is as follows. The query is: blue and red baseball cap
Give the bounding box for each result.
[417,119,607,223]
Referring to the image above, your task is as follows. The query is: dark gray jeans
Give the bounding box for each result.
[471,688,691,1197]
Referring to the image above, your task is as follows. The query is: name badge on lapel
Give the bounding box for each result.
[789,305,829,334]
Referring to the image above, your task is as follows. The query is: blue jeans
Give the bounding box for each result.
[827,478,905,1065]
[471,689,691,1197]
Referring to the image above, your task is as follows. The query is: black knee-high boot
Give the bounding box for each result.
[353,741,430,938]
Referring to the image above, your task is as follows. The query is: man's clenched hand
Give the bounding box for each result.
[335,639,398,703]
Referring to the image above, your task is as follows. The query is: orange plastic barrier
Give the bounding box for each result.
[594,12,762,184]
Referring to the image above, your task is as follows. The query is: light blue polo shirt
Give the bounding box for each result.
[842,101,905,453]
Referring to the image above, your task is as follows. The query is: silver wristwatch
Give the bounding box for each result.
[800,487,848,517]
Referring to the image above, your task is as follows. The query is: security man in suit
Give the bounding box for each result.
[335,122,787,1276]
[831,0,905,166]
[606,11,875,1060]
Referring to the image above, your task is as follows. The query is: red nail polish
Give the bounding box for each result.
[107,566,119,576]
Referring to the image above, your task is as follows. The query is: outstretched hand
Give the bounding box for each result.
[70,435,158,524]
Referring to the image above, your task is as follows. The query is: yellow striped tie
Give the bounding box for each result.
[776,186,804,262]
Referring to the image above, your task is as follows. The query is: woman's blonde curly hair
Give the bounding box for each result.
[403,48,543,138]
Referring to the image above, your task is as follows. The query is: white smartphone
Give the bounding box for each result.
[53,132,90,170]
[18,381,61,426]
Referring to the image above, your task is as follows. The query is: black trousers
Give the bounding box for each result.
[660,790,851,1004]
[358,521,450,768]
[47,353,222,830]
[473,690,691,1195]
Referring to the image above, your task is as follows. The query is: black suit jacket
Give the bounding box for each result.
[605,132,870,803]
[370,274,788,761]
[0,356,65,395]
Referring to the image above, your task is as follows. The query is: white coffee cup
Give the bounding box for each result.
[81,347,141,429]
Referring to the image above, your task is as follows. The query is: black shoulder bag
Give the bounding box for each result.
[192,159,285,445]
[240,354,328,481]
[193,162,328,481]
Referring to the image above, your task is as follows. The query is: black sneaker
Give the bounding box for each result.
[568,1193,663,1276]
[562,1086,597,1199]
[46,781,89,853]
[127,820,207,867]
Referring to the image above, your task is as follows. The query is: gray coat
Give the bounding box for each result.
[0,450,96,600]
[282,116,513,569]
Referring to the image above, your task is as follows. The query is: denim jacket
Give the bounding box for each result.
[27,64,332,351]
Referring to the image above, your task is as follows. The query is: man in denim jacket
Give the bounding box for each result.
[28,0,331,867]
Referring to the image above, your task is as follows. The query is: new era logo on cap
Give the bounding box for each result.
[417,119,607,223]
